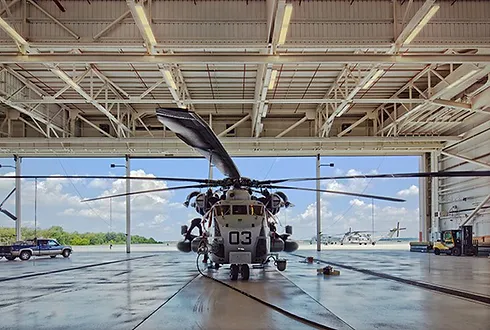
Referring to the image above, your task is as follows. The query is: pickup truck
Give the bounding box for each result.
[0,238,72,261]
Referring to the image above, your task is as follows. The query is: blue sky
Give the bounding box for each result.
[0,155,420,241]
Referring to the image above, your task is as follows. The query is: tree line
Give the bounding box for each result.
[0,226,162,245]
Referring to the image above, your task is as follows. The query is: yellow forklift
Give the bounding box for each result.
[433,225,478,256]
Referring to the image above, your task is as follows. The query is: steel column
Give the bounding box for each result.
[125,155,131,253]
[430,151,440,241]
[316,154,321,252]
[419,153,429,242]
[14,155,21,241]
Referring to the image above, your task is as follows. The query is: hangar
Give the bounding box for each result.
[0,1,489,329]
[1,0,488,246]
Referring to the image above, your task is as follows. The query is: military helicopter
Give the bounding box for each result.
[2,108,490,280]
[152,108,409,280]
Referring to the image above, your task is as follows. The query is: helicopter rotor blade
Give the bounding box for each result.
[0,208,17,221]
[265,185,405,202]
[0,188,16,208]
[82,184,210,202]
[259,170,490,185]
[0,175,216,184]
[156,108,241,179]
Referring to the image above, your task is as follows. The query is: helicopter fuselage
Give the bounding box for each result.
[207,193,270,265]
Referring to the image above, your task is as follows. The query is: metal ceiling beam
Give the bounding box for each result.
[337,65,432,137]
[10,98,429,105]
[275,115,308,138]
[125,1,193,110]
[0,95,66,133]
[441,151,490,170]
[217,114,251,138]
[394,0,437,49]
[0,136,454,157]
[0,136,459,144]
[0,18,131,137]
[26,0,80,40]
[0,0,20,16]
[48,65,131,136]
[93,0,148,41]
[327,1,442,137]
[379,64,490,135]
[52,67,92,99]
[252,0,283,138]
[0,54,489,64]
[319,69,380,136]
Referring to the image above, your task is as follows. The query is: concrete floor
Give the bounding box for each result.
[0,249,489,330]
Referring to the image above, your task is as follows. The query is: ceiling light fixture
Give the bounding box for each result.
[133,4,157,47]
[163,70,177,90]
[268,70,278,90]
[277,3,293,45]
[404,4,440,44]
[362,69,385,89]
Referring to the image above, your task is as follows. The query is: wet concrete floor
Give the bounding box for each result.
[0,250,489,330]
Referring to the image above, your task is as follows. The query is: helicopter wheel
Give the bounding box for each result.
[214,263,220,270]
[230,264,239,281]
[240,264,250,281]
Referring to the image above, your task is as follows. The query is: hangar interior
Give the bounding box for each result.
[0,0,489,244]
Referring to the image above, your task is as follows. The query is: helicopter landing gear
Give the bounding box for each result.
[240,264,250,280]
[230,264,239,280]
[276,259,287,271]
[230,264,250,281]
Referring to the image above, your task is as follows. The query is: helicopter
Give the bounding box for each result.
[2,108,490,280]
[151,108,411,280]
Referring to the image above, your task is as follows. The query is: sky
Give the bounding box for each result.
[0,155,420,241]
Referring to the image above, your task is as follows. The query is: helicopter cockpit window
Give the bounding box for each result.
[249,205,264,216]
[215,205,231,216]
[232,205,248,215]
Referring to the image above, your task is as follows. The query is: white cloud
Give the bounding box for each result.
[88,178,111,189]
[0,169,186,240]
[349,199,365,207]
[322,168,374,198]
[397,185,419,197]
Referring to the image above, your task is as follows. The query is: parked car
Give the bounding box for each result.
[0,238,72,261]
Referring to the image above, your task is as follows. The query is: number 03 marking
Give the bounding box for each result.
[229,231,252,245]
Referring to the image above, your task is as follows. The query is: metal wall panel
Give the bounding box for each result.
[440,125,490,238]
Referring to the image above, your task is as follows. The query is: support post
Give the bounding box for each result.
[125,155,131,253]
[14,155,21,241]
[419,153,429,242]
[430,151,440,241]
[316,154,321,252]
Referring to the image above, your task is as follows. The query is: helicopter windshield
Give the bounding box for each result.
[232,205,248,215]
[249,205,264,216]
[214,205,231,216]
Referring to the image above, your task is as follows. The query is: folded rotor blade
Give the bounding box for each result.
[0,188,15,208]
[265,185,405,202]
[259,170,490,185]
[0,208,17,221]
[0,175,214,184]
[82,184,210,202]
[156,108,241,178]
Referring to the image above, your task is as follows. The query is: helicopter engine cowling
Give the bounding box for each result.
[191,236,206,252]
[177,240,191,253]
[283,239,299,252]
[270,236,285,252]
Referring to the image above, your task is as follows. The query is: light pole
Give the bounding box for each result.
[315,154,334,252]
[111,155,131,253]
[0,161,21,241]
